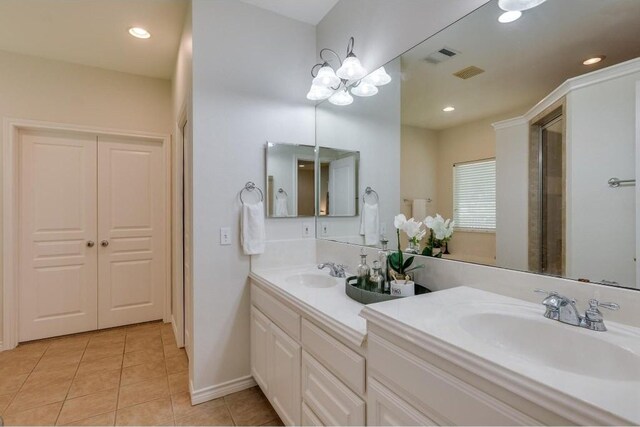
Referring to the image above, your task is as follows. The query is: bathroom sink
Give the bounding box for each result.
[457,309,640,381]
[285,273,337,288]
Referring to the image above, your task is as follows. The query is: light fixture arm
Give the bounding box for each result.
[345,36,355,57]
[319,48,343,68]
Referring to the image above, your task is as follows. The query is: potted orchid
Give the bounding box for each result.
[422,214,455,257]
[388,214,424,296]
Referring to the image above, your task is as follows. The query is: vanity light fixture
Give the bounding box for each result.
[583,56,605,66]
[443,106,456,112]
[498,10,522,23]
[308,37,392,106]
[128,27,151,39]
[498,0,547,11]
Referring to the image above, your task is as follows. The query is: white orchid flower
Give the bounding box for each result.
[402,218,424,239]
[394,214,407,229]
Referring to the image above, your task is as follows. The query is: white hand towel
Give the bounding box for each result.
[241,201,266,255]
[275,198,288,217]
[412,199,428,221]
[359,203,380,246]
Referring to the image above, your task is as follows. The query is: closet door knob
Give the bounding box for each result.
[87,240,95,247]
[101,240,109,247]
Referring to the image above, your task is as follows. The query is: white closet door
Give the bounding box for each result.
[97,136,166,328]
[19,130,98,341]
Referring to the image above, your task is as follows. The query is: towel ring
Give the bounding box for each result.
[276,188,288,199]
[240,181,264,204]
[362,186,379,204]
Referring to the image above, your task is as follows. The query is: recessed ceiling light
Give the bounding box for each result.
[583,56,605,66]
[443,106,455,112]
[128,27,151,39]
[498,0,547,12]
[498,10,522,23]
[299,164,305,168]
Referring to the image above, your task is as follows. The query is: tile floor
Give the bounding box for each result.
[0,321,282,426]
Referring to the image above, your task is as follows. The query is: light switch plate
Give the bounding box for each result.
[302,222,313,238]
[220,227,231,245]
[320,222,329,237]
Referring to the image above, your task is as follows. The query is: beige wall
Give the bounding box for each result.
[0,49,172,345]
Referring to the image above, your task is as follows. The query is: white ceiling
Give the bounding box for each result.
[401,0,640,130]
[238,0,338,25]
[0,0,187,79]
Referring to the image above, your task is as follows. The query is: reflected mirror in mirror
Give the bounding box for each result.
[316,0,640,290]
[317,147,360,217]
[265,142,316,218]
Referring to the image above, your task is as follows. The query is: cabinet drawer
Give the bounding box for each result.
[368,334,538,426]
[368,377,437,426]
[301,319,365,395]
[252,284,300,340]
[302,351,365,426]
[302,402,324,426]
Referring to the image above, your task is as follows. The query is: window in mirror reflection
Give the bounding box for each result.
[265,143,316,218]
[453,159,496,231]
[317,147,360,217]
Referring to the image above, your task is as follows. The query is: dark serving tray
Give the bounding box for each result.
[345,276,431,305]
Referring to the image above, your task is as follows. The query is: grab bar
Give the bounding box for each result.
[608,178,636,188]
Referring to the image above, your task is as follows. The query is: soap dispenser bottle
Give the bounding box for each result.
[357,250,370,288]
[378,237,390,293]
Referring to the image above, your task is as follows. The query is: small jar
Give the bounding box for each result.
[369,261,385,293]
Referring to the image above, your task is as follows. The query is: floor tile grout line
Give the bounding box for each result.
[3,336,54,417]
[54,334,90,426]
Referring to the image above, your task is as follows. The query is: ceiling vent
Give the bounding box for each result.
[424,47,460,65]
[453,66,485,80]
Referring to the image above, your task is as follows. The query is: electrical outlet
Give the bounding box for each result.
[321,222,329,237]
[220,227,231,245]
[302,222,313,238]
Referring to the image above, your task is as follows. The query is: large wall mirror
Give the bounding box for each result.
[315,0,640,290]
[265,142,316,217]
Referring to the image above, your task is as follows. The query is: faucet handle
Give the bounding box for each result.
[589,299,620,311]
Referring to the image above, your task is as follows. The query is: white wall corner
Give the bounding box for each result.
[190,375,257,405]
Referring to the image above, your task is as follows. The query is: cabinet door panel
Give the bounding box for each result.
[269,323,301,426]
[368,377,437,426]
[251,307,271,392]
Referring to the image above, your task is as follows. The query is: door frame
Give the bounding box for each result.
[3,117,172,350]
[172,104,187,348]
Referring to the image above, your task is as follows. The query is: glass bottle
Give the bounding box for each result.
[357,251,370,288]
[378,238,390,293]
[369,260,385,293]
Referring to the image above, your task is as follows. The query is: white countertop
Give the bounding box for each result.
[250,265,367,346]
[361,286,640,425]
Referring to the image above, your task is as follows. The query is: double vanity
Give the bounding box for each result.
[249,241,640,426]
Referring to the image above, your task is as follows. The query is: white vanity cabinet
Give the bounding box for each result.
[250,281,367,427]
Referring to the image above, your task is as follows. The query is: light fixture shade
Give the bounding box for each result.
[336,55,367,81]
[312,65,341,88]
[328,89,354,106]
[306,84,333,101]
[351,82,378,97]
[363,67,392,86]
[498,0,547,11]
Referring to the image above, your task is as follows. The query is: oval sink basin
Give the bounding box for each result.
[285,273,336,288]
[459,311,640,381]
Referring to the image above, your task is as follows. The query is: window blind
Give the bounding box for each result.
[453,159,496,230]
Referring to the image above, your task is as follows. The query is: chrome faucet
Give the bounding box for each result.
[318,262,346,278]
[535,290,619,331]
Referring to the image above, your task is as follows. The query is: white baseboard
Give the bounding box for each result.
[190,375,257,405]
